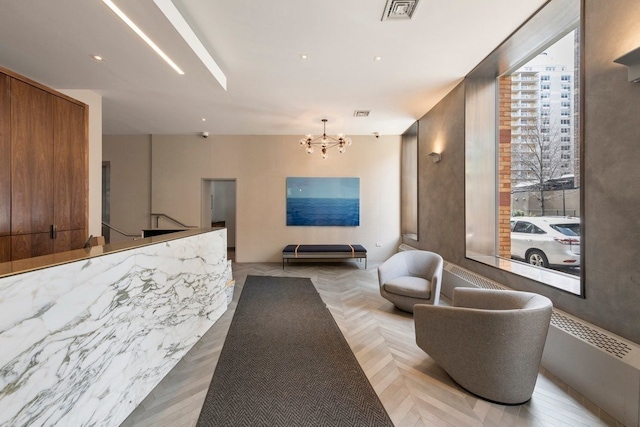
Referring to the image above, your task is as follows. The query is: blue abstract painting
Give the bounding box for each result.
[286,177,360,226]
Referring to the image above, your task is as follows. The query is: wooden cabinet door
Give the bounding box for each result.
[3,71,88,262]
[0,236,10,263]
[11,233,54,260]
[54,229,87,253]
[11,79,54,237]
[53,96,87,239]
[0,73,10,241]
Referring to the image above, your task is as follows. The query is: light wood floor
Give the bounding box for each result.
[121,261,622,427]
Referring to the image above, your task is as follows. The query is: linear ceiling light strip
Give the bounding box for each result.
[102,0,185,75]
[153,0,227,91]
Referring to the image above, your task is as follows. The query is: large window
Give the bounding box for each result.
[465,0,582,296]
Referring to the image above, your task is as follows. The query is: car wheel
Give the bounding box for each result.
[527,250,549,268]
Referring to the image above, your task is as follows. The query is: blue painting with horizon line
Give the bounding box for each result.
[286,177,360,226]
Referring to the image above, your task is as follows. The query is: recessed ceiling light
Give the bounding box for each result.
[374,56,382,61]
[300,54,309,60]
[101,0,185,75]
[201,118,206,122]
[154,0,227,90]
[91,55,105,61]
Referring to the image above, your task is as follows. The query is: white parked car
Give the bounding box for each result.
[510,216,580,268]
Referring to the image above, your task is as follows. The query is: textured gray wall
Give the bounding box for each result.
[407,0,640,344]
[413,83,466,265]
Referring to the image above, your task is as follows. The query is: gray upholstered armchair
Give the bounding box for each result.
[414,288,553,405]
[377,250,443,313]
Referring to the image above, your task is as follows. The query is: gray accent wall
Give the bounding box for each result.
[407,0,640,344]
[412,83,466,265]
[582,0,640,341]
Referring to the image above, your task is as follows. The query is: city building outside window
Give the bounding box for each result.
[499,28,581,278]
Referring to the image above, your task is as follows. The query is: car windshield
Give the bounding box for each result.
[550,223,580,236]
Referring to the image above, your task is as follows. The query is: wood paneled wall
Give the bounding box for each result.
[0,67,88,262]
[0,74,10,260]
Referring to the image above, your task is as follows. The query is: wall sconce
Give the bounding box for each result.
[614,46,640,82]
[427,152,442,163]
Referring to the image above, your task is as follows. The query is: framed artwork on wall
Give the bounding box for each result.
[286,177,360,226]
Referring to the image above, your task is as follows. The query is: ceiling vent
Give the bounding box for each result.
[381,0,420,21]
[354,110,370,117]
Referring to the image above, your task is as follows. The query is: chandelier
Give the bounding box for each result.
[299,119,352,159]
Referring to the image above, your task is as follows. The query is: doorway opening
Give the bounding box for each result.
[202,179,237,262]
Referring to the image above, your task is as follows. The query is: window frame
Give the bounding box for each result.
[464,0,584,297]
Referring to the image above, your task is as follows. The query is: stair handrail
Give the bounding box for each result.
[101,221,141,239]
[150,213,197,229]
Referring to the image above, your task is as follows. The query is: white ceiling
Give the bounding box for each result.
[0,0,546,136]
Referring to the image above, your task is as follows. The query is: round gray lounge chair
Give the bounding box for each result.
[377,250,443,313]
[414,287,553,405]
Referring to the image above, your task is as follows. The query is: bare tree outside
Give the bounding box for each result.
[511,116,566,216]
[505,30,581,278]
[509,32,579,219]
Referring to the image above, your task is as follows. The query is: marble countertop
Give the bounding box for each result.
[0,228,223,279]
[0,227,231,426]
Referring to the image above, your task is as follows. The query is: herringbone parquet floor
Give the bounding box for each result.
[121,261,622,427]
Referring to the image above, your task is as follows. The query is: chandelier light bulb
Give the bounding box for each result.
[306,146,314,154]
[322,148,328,159]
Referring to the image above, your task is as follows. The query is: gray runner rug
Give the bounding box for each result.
[196,275,394,427]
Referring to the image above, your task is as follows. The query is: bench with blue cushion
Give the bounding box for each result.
[282,244,367,269]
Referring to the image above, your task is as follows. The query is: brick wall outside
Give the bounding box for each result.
[498,76,512,258]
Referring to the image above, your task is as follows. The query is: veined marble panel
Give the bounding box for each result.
[0,229,230,427]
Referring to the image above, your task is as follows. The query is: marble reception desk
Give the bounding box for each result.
[0,228,231,427]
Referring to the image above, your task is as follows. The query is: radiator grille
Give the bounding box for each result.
[551,312,632,359]
[448,265,505,290]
